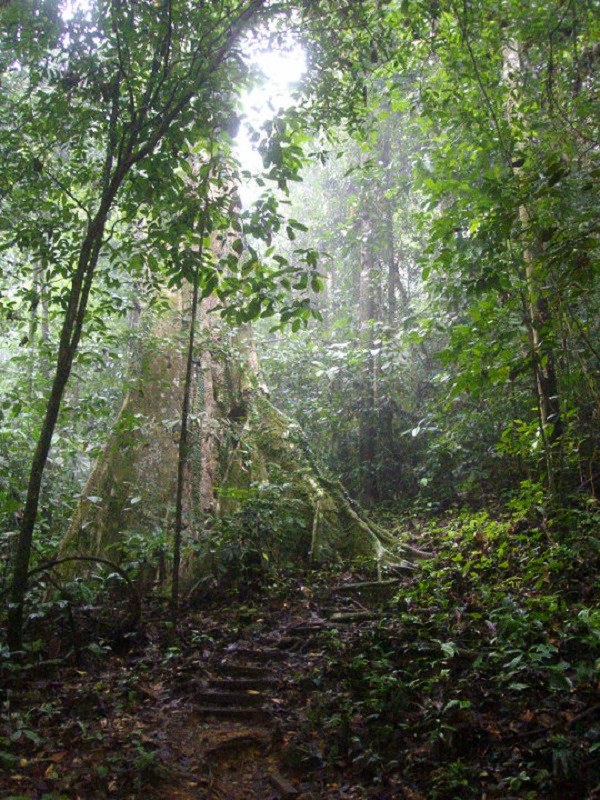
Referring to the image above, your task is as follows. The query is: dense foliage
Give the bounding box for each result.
[260,0,600,512]
[0,0,598,796]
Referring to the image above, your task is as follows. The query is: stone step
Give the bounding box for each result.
[209,677,277,691]
[332,578,403,594]
[195,689,265,707]
[220,663,273,679]
[205,732,271,758]
[194,705,273,723]
[229,647,288,663]
[276,636,304,650]
[329,610,378,623]
[287,623,329,635]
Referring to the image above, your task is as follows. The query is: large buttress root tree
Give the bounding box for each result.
[59,288,416,593]
[58,311,186,568]
[5,0,271,650]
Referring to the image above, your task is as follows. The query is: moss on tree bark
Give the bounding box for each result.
[59,302,416,589]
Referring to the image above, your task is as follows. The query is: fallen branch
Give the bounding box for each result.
[28,555,141,631]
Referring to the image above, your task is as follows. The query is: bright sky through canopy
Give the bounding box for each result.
[238,46,306,205]
[61,0,91,21]
[59,0,305,203]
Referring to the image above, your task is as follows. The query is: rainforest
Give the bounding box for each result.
[0,0,599,798]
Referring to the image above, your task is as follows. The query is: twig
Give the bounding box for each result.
[44,168,91,221]
[567,702,600,728]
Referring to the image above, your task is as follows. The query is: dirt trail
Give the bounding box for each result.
[139,581,394,800]
[1,577,400,800]
[145,618,331,798]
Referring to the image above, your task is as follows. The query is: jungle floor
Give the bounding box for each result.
[1,511,599,800]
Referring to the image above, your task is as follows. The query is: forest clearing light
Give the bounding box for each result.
[59,0,304,200]
[61,0,91,21]
[237,45,306,204]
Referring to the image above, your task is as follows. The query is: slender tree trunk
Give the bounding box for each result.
[28,266,40,397]
[358,215,378,507]
[503,39,562,496]
[7,206,114,650]
[379,130,399,497]
[40,269,49,345]
[381,132,397,329]
[172,191,209,614]
[197,294,220,516]
[39,266,50,379]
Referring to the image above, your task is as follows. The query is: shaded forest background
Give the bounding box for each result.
[0,0,599,797]
[2,0,597,557]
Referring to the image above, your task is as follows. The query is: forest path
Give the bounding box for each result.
[1,575,402,800]
[149,615,325,800]
[137,578,396,800]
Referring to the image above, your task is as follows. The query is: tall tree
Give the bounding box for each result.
[3,0,274,651]
[1,0,406,648]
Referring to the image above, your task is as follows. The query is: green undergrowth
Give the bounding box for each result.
[0,500,598,799]
[304,504,600,799]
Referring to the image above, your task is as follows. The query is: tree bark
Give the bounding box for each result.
[57,295,416,596]
[502,38,562,495]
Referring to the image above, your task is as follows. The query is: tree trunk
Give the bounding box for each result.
[58,302,185,565]
[58,295,415,594]
[358,214,378,507]
[381,131,397,329]
[502,39,562,495]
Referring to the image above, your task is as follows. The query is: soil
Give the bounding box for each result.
[1,578,391,800]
